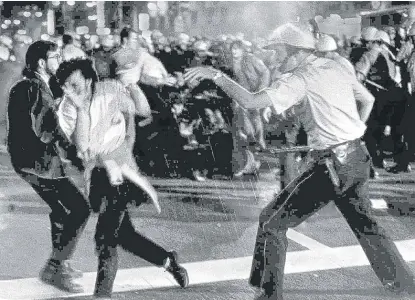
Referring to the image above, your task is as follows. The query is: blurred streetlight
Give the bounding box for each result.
[1,24,7,29]
[86,2,96,8]
[23,12,31,18]
[4,20,11,25]
[52,1,60,6]
[67,1,75,6]
[13,20,21,25]
[17,29,26,35]
[88,15,98,21]
[35,12,43,18]
[148,2,158,18]
[157,1,168,15]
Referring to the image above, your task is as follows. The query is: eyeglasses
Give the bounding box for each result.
[47,53,61,61]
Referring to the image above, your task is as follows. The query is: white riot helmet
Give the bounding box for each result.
[316,34,338,52]
[374,30,391,45]
[264,23,316,50]
[361,26,378,42]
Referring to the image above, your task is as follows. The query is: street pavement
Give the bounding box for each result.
[0,150,415,300]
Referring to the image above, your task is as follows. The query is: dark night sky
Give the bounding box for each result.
[2,2,47,18]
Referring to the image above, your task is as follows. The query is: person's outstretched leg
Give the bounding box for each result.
[118,211,189,288]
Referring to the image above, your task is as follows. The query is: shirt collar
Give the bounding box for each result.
[34,72,50,87]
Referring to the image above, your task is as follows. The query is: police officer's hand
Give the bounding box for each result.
[184,67,217,83]
[164,76,177,86]
[356,72,365,82]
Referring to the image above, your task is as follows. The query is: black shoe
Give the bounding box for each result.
[166,251,189,288]
[40,260,83,293]
[387,164,411,174]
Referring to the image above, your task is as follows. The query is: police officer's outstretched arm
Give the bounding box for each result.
[184,66,306,114]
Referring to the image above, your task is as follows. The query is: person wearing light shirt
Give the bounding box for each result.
[184,23,415,300]
[55,58,189,299]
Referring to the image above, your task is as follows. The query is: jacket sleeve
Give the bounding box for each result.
[29,80,60,144]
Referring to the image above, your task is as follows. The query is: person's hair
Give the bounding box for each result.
[230,40,245,51]
[22,40,58,78]
[62,34,73,46]
[120,27,136,44]
[56,58,98,89]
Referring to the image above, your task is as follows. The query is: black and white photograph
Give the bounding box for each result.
[0,1,415,299]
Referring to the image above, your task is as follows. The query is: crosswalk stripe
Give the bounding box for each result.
[370,198,388,210]
[0,239,414,299]
[287,228,331,250]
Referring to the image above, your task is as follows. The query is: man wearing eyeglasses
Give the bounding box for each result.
[7,40,90,293]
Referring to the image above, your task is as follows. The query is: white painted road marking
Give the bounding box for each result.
[370,198,388,210]
[0,239,414,300]
[287,228,331,250]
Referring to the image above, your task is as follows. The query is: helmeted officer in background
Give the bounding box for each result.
[391,22,415,173]
[316,34,356,75]
[355,29,400,175]
[350,26,378,66]
[185,23,415,300]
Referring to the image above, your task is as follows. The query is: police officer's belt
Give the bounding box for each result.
[267,139,362,187]
[310,139,363,187]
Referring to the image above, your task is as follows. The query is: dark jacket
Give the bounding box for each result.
[7,74,66,179]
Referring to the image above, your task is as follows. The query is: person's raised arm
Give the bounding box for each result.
[184,66,306,114]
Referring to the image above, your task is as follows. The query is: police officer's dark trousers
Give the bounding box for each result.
[249,140,414,300]
[20,174,90,262]
[90,168,171,297]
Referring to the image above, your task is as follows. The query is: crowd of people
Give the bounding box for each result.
[3,21,415,182]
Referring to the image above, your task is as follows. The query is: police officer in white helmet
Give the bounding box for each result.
[185,23,415,299]
[350,26,378,66]
[316,34,356,75]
